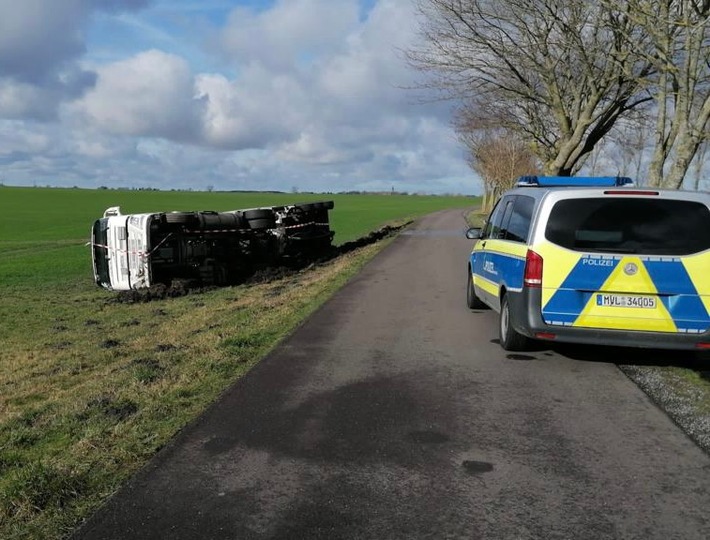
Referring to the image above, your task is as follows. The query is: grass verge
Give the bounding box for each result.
[0,233,394,539]
[620,358,710,453]
[465,209,486,228]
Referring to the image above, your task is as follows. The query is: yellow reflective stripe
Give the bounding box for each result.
[574,256,676,332]
[481,239,527,258]
[682,251,710,316]
[534,241,583,308]
[474,274,499,297]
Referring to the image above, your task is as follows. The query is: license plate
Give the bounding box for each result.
[596,294,657,309]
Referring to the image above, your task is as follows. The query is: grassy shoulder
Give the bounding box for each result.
[620,357,710,454]
[0,236,392,539]
[465,209,487,228]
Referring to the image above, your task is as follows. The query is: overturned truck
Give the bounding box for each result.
[91,201,335,291]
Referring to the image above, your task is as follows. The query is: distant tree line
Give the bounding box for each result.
[410,0,710,196]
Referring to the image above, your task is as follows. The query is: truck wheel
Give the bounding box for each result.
[295,203,318,212]
[499,295,530,351]
[165,212,197,225]
[248,218,275,230]
[243,209,274,220]
[466,270,487,309]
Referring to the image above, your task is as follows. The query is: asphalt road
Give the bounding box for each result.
[75,209,710,540]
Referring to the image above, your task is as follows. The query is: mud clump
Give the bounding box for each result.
[81,395,139,422]
[337,225,402,255]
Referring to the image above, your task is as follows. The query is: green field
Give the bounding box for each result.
[0,187,474,289]
[0,186,476,539]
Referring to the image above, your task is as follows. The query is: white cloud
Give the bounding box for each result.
[196,65,309,149]
[220,0,359,71]
[0,80,60,120]
[0,121,51,157]
[1,0,476,194]
[0,0,86,84]
[74,50,203,140]
[0,0,150,119]
[317,0,419,110]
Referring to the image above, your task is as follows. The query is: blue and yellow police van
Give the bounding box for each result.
[466,176,710,352]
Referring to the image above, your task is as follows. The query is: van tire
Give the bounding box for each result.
[466,270,487,309]
[499,295,530,351]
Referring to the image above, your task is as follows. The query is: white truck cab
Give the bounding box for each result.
[91,208,154,290]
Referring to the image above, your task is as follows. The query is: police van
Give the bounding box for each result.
[466,176,710,352]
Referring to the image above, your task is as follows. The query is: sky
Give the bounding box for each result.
[0,0,476,194]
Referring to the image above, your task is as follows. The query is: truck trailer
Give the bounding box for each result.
[91,201,335,291]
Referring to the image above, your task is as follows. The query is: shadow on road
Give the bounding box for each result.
[490,337,710,375]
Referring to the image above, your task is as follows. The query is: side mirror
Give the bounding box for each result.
[465,227,482,240]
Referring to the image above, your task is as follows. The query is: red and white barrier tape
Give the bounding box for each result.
[284,221,330,230]
[183,221,330,234]
[89,243,147,257]
[88,233,174,258]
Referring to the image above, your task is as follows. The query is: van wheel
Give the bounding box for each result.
[499,295,529,351]
[466,270,487,309]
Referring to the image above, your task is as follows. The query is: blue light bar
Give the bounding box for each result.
[516,176,634,187]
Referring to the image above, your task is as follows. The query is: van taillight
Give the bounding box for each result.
[524,250,543,288]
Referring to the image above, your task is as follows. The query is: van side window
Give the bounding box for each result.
[482,199,504,239]
[496,199,515,239]
[505,196,535,243]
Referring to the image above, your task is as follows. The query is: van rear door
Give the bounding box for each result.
[536,194,710,333]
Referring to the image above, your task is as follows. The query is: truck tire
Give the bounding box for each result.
[295,203,318,212]
[248,218,275,230]
[243,209,273,220]
[165,212,197,225]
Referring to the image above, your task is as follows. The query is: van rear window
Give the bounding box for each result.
[545,198,710,255]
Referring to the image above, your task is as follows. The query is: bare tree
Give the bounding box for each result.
[693,135,709,190]
[456,109,539,211]
[607,113,652,181]
[603,0,710,188]
[409,0,654,176]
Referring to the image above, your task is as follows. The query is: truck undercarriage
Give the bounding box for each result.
[92,201,336,290]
